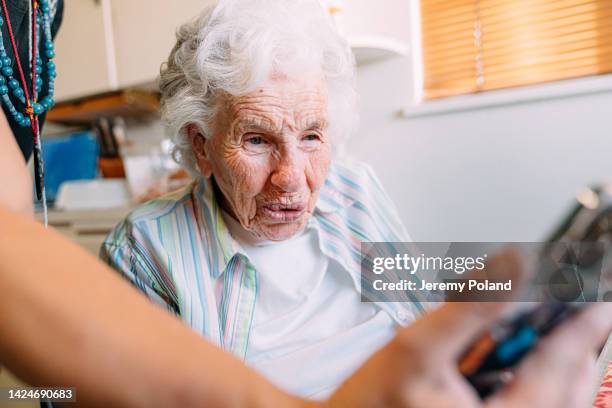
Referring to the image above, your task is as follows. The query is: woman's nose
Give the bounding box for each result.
[270,152,304,193]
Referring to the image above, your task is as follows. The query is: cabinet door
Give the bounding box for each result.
[54,0,113,101]
[111,0,213,88]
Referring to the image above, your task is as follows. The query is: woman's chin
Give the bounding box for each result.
[257,219,307,241]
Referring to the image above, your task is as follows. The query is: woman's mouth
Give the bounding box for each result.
[261,202,306,222]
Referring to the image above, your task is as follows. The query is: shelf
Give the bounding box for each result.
[47,89,160,125]
[349,35,409,66]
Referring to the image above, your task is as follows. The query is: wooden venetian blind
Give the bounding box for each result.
[421,0,612,100]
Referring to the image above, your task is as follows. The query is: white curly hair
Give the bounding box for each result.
[159,0,358,176]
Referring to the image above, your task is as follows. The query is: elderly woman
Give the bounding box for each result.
[101,0,423,399]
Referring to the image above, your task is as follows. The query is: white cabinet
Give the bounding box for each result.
[53,0,113,100]
[54,0,212,101]
[53,0,409,101]
[110,0,213,88]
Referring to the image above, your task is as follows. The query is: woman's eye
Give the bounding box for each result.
[301,133,322,148]
[243,134,271,152]
[247,136,265,145]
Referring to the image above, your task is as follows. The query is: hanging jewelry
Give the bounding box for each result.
[0,0,57,225]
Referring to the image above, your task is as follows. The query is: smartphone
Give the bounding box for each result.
[460,184,612,398]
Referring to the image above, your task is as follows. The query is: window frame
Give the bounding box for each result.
[403,0,612,118]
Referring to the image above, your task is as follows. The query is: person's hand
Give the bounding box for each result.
[324,249,612,408]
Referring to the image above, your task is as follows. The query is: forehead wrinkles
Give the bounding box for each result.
[230,87,327,133]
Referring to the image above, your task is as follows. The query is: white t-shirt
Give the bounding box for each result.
[222,212,398,399]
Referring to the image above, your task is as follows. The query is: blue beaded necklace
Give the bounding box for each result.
[0,0,56,223]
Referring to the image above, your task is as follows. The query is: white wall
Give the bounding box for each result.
[348,55,612,242]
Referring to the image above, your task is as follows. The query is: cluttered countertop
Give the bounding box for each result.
[36,90,191,254]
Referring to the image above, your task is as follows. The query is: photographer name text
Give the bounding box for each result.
[371,279,512,292]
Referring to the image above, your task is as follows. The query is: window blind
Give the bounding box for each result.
[420,0,612,100]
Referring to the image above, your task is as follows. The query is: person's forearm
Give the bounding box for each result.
[0,205,311,408]
[0,111,33,216]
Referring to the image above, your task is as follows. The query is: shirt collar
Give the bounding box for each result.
[190,163,423,325]
[314,163,357,214]
[192,177,247,279]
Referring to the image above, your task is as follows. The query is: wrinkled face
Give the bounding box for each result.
[190,75,332,241]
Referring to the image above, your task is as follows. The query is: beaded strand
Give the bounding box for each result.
[0,0,55,128]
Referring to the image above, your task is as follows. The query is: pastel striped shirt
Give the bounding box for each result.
[100,160,428,360]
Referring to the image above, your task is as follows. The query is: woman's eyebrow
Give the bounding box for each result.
[303,118,328,130]
[234,116,328,134]
[235,116,279,133]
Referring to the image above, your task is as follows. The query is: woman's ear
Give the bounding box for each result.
[187,124,213,178]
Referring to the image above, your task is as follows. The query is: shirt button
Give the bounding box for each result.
[396,310,411,323]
